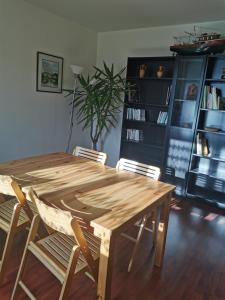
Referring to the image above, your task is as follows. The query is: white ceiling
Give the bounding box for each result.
[25,0,225,32]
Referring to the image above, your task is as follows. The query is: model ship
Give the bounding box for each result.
[170,26,225,55]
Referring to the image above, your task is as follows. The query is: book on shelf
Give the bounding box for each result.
[196,133,202,155]
[157,111,168,125]
[165,85,172,105]
[204,127,221,132]
[202,139,209,156]
[126,108,146,121]
[126,129,144,142]
[127,84,140,103]
[201,85,222,109]
[196,133,210,156]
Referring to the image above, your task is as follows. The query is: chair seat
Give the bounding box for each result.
[29,230,100,276]
[0,198,28,231]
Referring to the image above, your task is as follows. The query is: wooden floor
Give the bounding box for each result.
[1,198,225,299]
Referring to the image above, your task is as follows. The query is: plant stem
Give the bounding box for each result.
[66,76,77,152]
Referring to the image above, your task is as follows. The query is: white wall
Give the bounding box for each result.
[97,20,225,166]
[0,0,97,162]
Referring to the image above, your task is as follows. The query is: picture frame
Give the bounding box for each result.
[36,52,63,93]
[184,82,198,100]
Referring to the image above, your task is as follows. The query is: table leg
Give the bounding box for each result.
[154,192,171,267]
[0,193,6,204]
[97,230,115,300]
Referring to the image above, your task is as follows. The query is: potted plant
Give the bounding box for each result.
[69,62,128,151]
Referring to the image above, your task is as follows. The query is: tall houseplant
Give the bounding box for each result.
[74,63,128,150]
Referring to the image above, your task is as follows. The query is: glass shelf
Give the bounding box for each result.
[200,108,225,113]
[192,153,225,163]
[198,129,225,136]
[190,168,225,181]
[205,79,225,82]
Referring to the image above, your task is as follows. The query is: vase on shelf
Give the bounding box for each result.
[139,64,147,79]
[156,65,165,78]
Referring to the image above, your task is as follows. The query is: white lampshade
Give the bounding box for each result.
[70,64,83,75]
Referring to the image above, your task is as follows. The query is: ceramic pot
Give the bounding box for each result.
[156,65,165,78]
[139,64,147,78]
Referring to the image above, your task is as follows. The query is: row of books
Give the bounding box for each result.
[126,129,144,142]
[126,108,145,121]
[201,85,224,109]
[157,111,168,125]
[196,133,210,156]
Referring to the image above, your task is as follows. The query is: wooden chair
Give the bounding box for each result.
[73,146,107,165]
[11,189,100,300]
[0,176,36,284]
[116,158,160,272]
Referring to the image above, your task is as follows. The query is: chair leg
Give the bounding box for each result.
[11,215,40,300]
[128,215,148,272]
[0,203,22,285]
[59,245,80,300]
[152,209,159,248]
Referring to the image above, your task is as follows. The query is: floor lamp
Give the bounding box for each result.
[66,64,83,152]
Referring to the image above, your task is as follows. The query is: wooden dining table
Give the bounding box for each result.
[0,152,175,300]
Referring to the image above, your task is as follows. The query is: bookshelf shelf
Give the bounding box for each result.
[197,129,225,136]
[187,192,225,209]
[190,168,225,181]
[200,108,225,113]
[127,76,173,81]
[121,140,163,149]
[205,79,225,82]
[125,120,166,127]
[125,102,169,109]
[176,77,200,81]
[192,153,225,163]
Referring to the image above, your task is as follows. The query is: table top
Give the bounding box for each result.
[0,152,175,234]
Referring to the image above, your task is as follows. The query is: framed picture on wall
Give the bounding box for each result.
[36,52,63,93]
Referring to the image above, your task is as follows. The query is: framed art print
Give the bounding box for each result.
[36,52,63,93]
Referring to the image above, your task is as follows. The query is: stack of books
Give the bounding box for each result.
[126,108,145,121]
[126,129,144,142]
[201,86,222,109]
[157,111,168,124]
[196,133,210,156]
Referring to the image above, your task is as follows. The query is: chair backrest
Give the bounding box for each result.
[29,189,98,280]
[29,190,74,236]
[73,146,107,165]
[0,175,27,205]
[116,158,160,180]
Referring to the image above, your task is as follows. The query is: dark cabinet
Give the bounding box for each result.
[120,54,225,207]
[187,55,225,208]
[163,56,207,195]
[120,56,175,168]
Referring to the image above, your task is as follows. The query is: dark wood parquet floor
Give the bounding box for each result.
[0,198,225,300]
